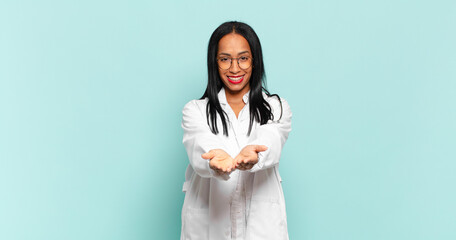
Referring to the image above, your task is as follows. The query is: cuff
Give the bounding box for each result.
[247,151,265,173]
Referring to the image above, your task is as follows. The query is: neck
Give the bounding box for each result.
[224,86,250,104]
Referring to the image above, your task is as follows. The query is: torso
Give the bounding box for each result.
[180,89,290,240]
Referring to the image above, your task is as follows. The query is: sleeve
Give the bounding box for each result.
[246,98,292,173]
[181,100,231,180]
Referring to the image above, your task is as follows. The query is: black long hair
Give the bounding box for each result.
[201,21,282,136]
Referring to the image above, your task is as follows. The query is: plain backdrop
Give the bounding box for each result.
[1,0,455,239]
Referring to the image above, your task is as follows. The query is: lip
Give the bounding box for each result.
[227,75,244,84]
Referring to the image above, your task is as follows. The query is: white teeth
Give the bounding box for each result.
[228,76,243,80]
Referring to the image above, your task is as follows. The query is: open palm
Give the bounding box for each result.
[234,145,268,170]
[202,149,236,174]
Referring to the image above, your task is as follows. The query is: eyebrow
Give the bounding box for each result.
[219,51,250,56]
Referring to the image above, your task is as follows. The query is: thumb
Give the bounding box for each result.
[255,145,268,152]
[202,151,214,160]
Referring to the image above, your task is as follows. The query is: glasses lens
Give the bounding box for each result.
[218,58,231,70]
[239,56,252,69]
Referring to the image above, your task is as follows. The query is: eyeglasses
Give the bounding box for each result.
[217,56,253,70]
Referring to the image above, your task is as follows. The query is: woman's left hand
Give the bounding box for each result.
[234,145,268,170]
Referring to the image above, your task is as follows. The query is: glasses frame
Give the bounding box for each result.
[216,56,254,70]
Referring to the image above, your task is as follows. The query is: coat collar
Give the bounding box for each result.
[217,87,250,106]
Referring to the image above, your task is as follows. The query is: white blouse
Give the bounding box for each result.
[181,88,292,240]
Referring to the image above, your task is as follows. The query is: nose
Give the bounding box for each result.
[229,59,241,73]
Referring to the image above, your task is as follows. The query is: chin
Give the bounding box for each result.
[226,84,248,93]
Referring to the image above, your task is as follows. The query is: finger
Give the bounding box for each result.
[214,166,223,173]
[234,161,239,167]
[255,145,268,152]
[234,155,241,164]
[243,158,251,164]
[202,152,214,159]
[228,163,235,172]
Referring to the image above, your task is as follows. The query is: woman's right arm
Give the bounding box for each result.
[182,100,231,179]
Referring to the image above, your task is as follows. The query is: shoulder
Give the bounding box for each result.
[182,98,208,114]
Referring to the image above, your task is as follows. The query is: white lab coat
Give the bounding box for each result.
[180,88,292,240]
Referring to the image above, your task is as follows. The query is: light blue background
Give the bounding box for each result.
[1,0,455,239]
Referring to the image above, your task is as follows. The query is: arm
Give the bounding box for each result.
[181,100,233,180]
[243,98,292,172]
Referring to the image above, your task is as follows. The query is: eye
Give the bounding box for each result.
[219,57,229,62]
[239,56,249,62]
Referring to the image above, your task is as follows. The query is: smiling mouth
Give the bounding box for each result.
[227,75,244,84]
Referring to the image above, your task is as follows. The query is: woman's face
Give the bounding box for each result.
[217,33,253,95]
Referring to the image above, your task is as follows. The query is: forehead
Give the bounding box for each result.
[217,33,251,54]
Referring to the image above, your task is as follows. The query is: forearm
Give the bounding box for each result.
[182,100,231,180]
[245,125,285,172]
[244,99,292,172]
